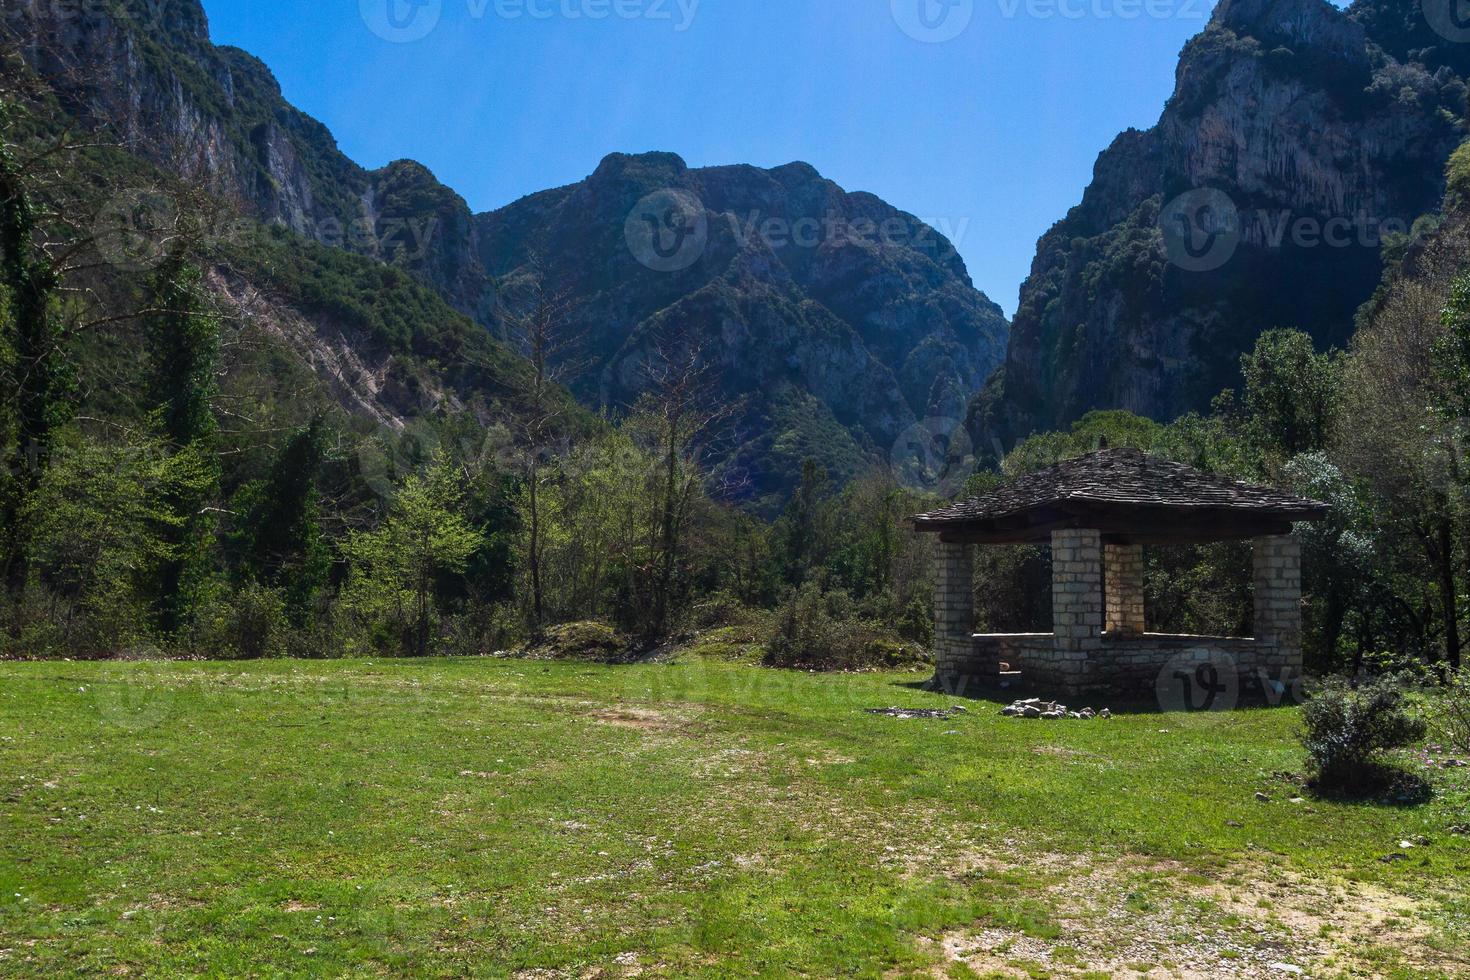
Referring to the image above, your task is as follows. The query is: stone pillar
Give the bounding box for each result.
[1052,529,1103,651]
[1104,542,1146,636]
[1254,534,1303,670]
[933,541,975,672]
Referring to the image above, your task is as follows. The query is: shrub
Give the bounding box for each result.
[522,621,633,663]
[1433,668,1470,755]
[687,591,760,632]
[191,583,289,660]
[763,585,928,672]
[1300,676,1427,795]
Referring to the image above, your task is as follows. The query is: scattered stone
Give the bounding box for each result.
[1448,825,1468,835]
[1100,709,1112,719]
[1269,964,1304,976]
[1000,698,1113,720]
[1255,793,1272,803]
[866,706,968,721]
[1289,797,1306,805]
[1380,853,1410,863]
[1226,820,1244,828]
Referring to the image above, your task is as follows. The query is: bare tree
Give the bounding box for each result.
[495,263,582,635]
[631,329,731,641]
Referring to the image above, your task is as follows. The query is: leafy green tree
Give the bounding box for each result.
[1281,453,1377,672]
[774,459,831,587]
[146,258,219,448]
[0,102,72,596]
[342,455,484,657]
[1339,273,1463,673]
[26,437,165,654]
[228,419,330,625]
[1238,329,1339,464]
[144,258,221,636]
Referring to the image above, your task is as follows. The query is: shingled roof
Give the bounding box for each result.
[913,449,1328,544]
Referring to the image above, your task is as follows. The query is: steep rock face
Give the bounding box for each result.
[971,0,1464,455]
[5,0,495,321]
[477,152,1008,505]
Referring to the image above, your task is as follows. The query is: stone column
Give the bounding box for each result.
[1254,534,1303,671]
[933,541,975,672]
[1104,542,1146,636]
[1052,529,1103,651]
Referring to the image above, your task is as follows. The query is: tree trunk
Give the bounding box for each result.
[655,425,678,640]
[527,460,543,635]
[1436,514,1461,675]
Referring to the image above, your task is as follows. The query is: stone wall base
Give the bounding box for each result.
[932,633,1303,703]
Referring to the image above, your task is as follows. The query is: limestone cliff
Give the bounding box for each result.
[970,0,1464,456]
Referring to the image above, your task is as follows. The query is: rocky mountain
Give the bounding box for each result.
[969,0,1466,457]
[477,152,1008,505]
[4,0,1007,506]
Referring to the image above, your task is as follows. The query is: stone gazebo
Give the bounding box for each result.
[912,449,1328,699]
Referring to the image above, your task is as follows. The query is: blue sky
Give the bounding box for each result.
[203,0,1238,315]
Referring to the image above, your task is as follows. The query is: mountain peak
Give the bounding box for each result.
[1211,0,1366,58]
[590,151,690,183]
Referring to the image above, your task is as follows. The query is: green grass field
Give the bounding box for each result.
[1,658,1467,978]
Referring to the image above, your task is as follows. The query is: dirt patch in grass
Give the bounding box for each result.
[590,707,677,732]
[927,852,1462,978]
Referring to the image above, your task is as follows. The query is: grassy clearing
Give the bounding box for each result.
[0,658,1467,977]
